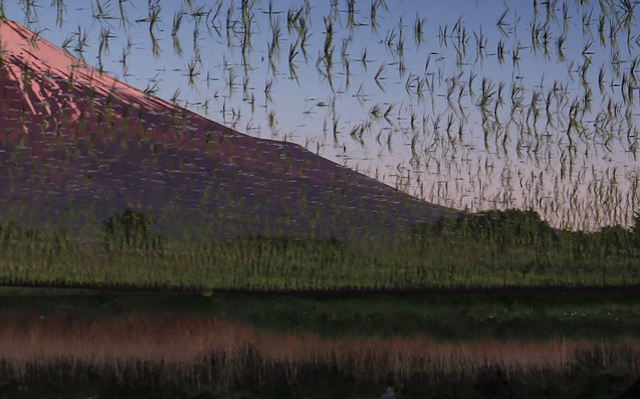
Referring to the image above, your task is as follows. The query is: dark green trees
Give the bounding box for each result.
[103,208,164,254]
[409,208,558,270]
[410,208,640,275]
[411,208,557,248]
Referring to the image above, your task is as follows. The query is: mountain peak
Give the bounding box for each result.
[0,19,455,240]
[1,18,82,74]
[1,18,193,129]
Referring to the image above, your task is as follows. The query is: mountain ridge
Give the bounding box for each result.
[0,18,455,241]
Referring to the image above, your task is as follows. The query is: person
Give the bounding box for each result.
[379,386,395,399]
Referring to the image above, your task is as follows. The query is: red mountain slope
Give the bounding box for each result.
[0,19,454,240]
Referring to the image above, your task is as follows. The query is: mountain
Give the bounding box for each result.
[0,19,454,241]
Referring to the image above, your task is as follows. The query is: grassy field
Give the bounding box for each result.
[0,208,639,291]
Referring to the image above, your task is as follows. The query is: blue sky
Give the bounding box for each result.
[2,0,639,229]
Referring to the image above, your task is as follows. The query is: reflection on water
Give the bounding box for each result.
[0,292,638,398]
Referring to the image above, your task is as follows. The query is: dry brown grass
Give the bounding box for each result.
[0,313,638,384]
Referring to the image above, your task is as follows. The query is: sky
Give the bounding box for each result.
[1,0,639,230]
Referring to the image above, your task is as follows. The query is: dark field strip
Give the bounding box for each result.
[1,289,639,342]
[5,282,640,296]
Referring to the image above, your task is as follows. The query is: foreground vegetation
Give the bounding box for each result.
[1,361,637,399]
[0,291,639,399]
[0,323,637,399]
[0,208,639,291]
